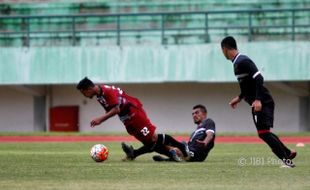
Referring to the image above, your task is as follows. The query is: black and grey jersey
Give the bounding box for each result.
[233,53,273,105]
[188,118,215,156]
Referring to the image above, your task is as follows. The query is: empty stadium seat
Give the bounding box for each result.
[0,0,309,46]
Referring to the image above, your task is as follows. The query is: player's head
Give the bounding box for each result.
[192,104,207,124]
[77,77,96,98]
[221,36,238,60]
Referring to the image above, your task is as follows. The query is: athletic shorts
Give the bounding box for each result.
[188,142,214,162]
[252,102,274,133]
[122,106,156,145]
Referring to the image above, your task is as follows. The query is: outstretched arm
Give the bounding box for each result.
[90,106,120,127]
[196,131,215,147]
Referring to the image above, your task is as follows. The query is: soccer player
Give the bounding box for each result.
[77,77,189,161]
[153,104,216,162]
[220,36,297,168]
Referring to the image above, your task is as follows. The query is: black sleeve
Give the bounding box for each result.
[254,74,265,101]
[239,59,264,101]
[203,119,215,133]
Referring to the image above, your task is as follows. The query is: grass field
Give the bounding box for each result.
[0,141,309,190]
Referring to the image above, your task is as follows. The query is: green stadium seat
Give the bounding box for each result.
[0,0,309,46]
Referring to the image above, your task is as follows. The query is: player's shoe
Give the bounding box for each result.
[169,149,183,162]
[121,142,135,161]
[152,155,171,162]
[280,159,295,168]
[288,150,297,160]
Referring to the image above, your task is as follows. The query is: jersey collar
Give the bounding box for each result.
[96,85,104,98]
[232,53,241,64]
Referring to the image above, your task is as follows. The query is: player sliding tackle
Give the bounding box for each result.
[152,104,216,162]
[77,77,189,161]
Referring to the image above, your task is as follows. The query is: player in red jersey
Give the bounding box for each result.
[77,77,189,161]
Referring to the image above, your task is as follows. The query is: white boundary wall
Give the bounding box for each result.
[0,83,301,133]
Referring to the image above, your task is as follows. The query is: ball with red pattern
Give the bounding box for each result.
[90,144,109,162]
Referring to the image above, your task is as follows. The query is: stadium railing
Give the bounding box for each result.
[0,8,309,46]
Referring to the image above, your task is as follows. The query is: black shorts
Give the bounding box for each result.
[188,142,214,162]
[252,102,274,132]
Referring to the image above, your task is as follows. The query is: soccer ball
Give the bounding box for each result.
[90,144,109,162]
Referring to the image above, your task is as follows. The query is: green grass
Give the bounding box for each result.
[0,142,309,190]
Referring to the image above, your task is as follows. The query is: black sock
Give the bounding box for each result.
[259,132,289,159]
[153,145,173,158]
[270,133,291,157]
[133,145,153,158]
[158,134,187,156]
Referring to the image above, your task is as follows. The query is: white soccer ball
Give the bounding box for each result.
[90,144,109,162]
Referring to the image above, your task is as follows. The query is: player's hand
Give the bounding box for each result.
[90,118,102,128]
[229,96,241,109]
[252,100,262,112]
[196,140,207,147]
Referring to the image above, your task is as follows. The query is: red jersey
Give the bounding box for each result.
[96,84,156,145]
[96,84,141,113]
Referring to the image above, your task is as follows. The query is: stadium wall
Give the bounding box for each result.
[0,42,309,133]
[0,42,310,84]
[0,87,34,131]
[0,82,306,133]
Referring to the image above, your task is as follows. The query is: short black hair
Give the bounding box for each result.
[193,104,207,113]
[76,77,95,90]
[221,36,237,50]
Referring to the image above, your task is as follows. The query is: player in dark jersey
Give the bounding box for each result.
[77,77,189,161]
[153,104,215,162]
[221,36,297,168]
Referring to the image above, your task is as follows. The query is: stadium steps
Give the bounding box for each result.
[0,0,309,46]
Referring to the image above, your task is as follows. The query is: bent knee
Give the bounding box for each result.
[258,131,271,140]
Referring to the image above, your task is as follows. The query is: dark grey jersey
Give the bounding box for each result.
[233,53,273,105]
[187,118,215,161]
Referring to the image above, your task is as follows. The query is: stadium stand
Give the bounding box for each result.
[1,0,309,15]
[0,0,309,84]
[0,0,309,46]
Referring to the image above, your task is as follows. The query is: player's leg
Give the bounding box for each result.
[122,106,176,160]
[122,133,183,161]
[270,133,297,159]
[258,131,295,167]
[153,141,184,162]
[270,133,296,157]
[156,134,190,158]
[121,105,158,160]
[122,133,185,162]
[121,142,153,160]
[257,130,287,159]
[253,103,295,167]
[153,145,183,162]
[132,105,189,158]
[122,106,189,161]
[255,103,294,159]
[123,106,187,161]
[121,127,157,161]
[121,133,177,160]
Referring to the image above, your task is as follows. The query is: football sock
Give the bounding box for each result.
[133,145,152,158]
[158,134,188,157]
[258,132,288,160]
[270,133,292,157]
[153,145,174,158]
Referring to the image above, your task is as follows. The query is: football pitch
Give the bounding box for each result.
[0,141,309,190]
